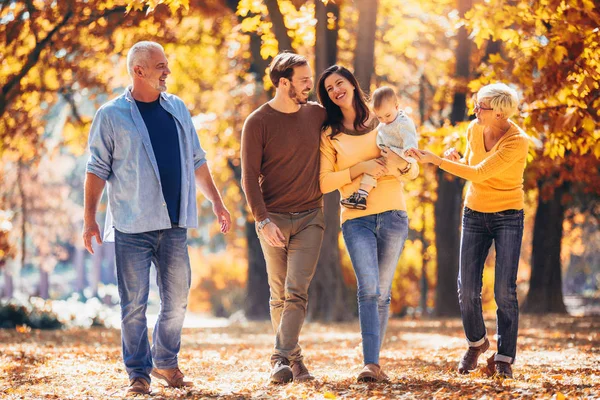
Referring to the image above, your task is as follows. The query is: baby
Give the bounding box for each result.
[341,86,419,210]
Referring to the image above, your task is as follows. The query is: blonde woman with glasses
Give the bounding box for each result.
[406,83,528,379]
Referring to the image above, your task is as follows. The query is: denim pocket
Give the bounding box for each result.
[463,207,476,216]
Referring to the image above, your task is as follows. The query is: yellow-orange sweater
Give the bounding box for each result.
[439,119,529,213]
[320,126,419,224]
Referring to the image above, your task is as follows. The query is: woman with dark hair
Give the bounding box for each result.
[318,65,419,382]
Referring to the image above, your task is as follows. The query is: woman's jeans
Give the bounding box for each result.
[342,210,409,365]
[114,227,191,383]
[458,207,524,364]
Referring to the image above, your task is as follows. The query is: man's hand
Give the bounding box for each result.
[82,219,102,254]
[213,203,231,234]
[260,222,286,248]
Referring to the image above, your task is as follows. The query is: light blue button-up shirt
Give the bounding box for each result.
[86,87,206,242]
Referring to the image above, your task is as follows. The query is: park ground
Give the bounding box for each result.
[1,315,599,399]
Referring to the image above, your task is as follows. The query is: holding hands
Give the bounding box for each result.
[404,148,442,166]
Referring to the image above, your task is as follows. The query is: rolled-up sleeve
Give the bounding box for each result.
[191,124,207,170]
[86,107,114,181]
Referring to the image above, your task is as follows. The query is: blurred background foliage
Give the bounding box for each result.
[0,0,598,328]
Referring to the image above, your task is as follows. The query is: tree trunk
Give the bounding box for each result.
[74,246,86,294]
[306,0,351,322]
[102,242,116,285]
[244,219,270,319]
[2,269,13,298]
[91,242,103,297]
[264,0,294,52]
[522,182,568,314]
[39,269,49,299]
[353,0,378,93]
[434,170,464,316]
[314,0,338,74]
[433,0,472,317]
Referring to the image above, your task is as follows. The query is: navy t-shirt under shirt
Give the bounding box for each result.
[135,98,182,225]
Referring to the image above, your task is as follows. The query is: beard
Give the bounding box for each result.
[288,83,308,105]
[149,77,167,92]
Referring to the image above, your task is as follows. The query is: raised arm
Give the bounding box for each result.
[439,135,528,182]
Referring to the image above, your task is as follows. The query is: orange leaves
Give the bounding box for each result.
[2,316,600,399]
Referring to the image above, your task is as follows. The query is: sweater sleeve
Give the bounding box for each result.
[439,135,528,183]
[241,114,269,222]
[319,130,353,194]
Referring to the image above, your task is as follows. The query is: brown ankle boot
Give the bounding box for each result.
[151,367,193,388]
[458,338,490,374]
[126,378,150,395]
[357,363,388,383]
[495,361,513,378]
[290,359,315,382]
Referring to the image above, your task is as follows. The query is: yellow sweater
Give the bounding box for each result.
[320,126,419,224]
[439,120,529,213]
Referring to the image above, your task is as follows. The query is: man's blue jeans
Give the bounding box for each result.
[114,227,191,383]
[458,207,524,364]
[342,210,409,365]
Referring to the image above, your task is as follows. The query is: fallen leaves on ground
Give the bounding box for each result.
[1,315,599,399]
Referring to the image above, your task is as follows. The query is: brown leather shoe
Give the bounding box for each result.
[357,363,387,383]
[290,359,315,382]
[270,358,293,384]
[151,367,193,388]
[495,361,513,379]
[458,338,490,374]
[379,368,391,383]
[126,378,150,395]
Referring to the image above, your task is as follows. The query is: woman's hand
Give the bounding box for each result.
[405,148,442,166]
[361,158,388,178]
[443,147,461,161]
[380,148,409,171]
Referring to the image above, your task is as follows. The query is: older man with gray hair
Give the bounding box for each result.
[83,41,231,395]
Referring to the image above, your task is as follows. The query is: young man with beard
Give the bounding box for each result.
[83,41,230,395]
[241,52,327,384]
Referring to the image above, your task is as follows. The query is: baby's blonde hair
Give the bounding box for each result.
[477,83,519,118]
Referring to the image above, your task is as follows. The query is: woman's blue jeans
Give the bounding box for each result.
[458,207,524,364]
[114,227,191,383]
[342,210,409,365]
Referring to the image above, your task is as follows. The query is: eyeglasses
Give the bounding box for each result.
[474,103,493,112]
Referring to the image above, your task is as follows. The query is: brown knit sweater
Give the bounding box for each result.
[241,102,327,222]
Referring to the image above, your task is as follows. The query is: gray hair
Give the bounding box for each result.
[126,41,164,77]
[477,83,520,118]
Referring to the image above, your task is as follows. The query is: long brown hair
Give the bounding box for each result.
[317,65,371,139]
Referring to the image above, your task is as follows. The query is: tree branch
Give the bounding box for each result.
[0,9,73,119]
